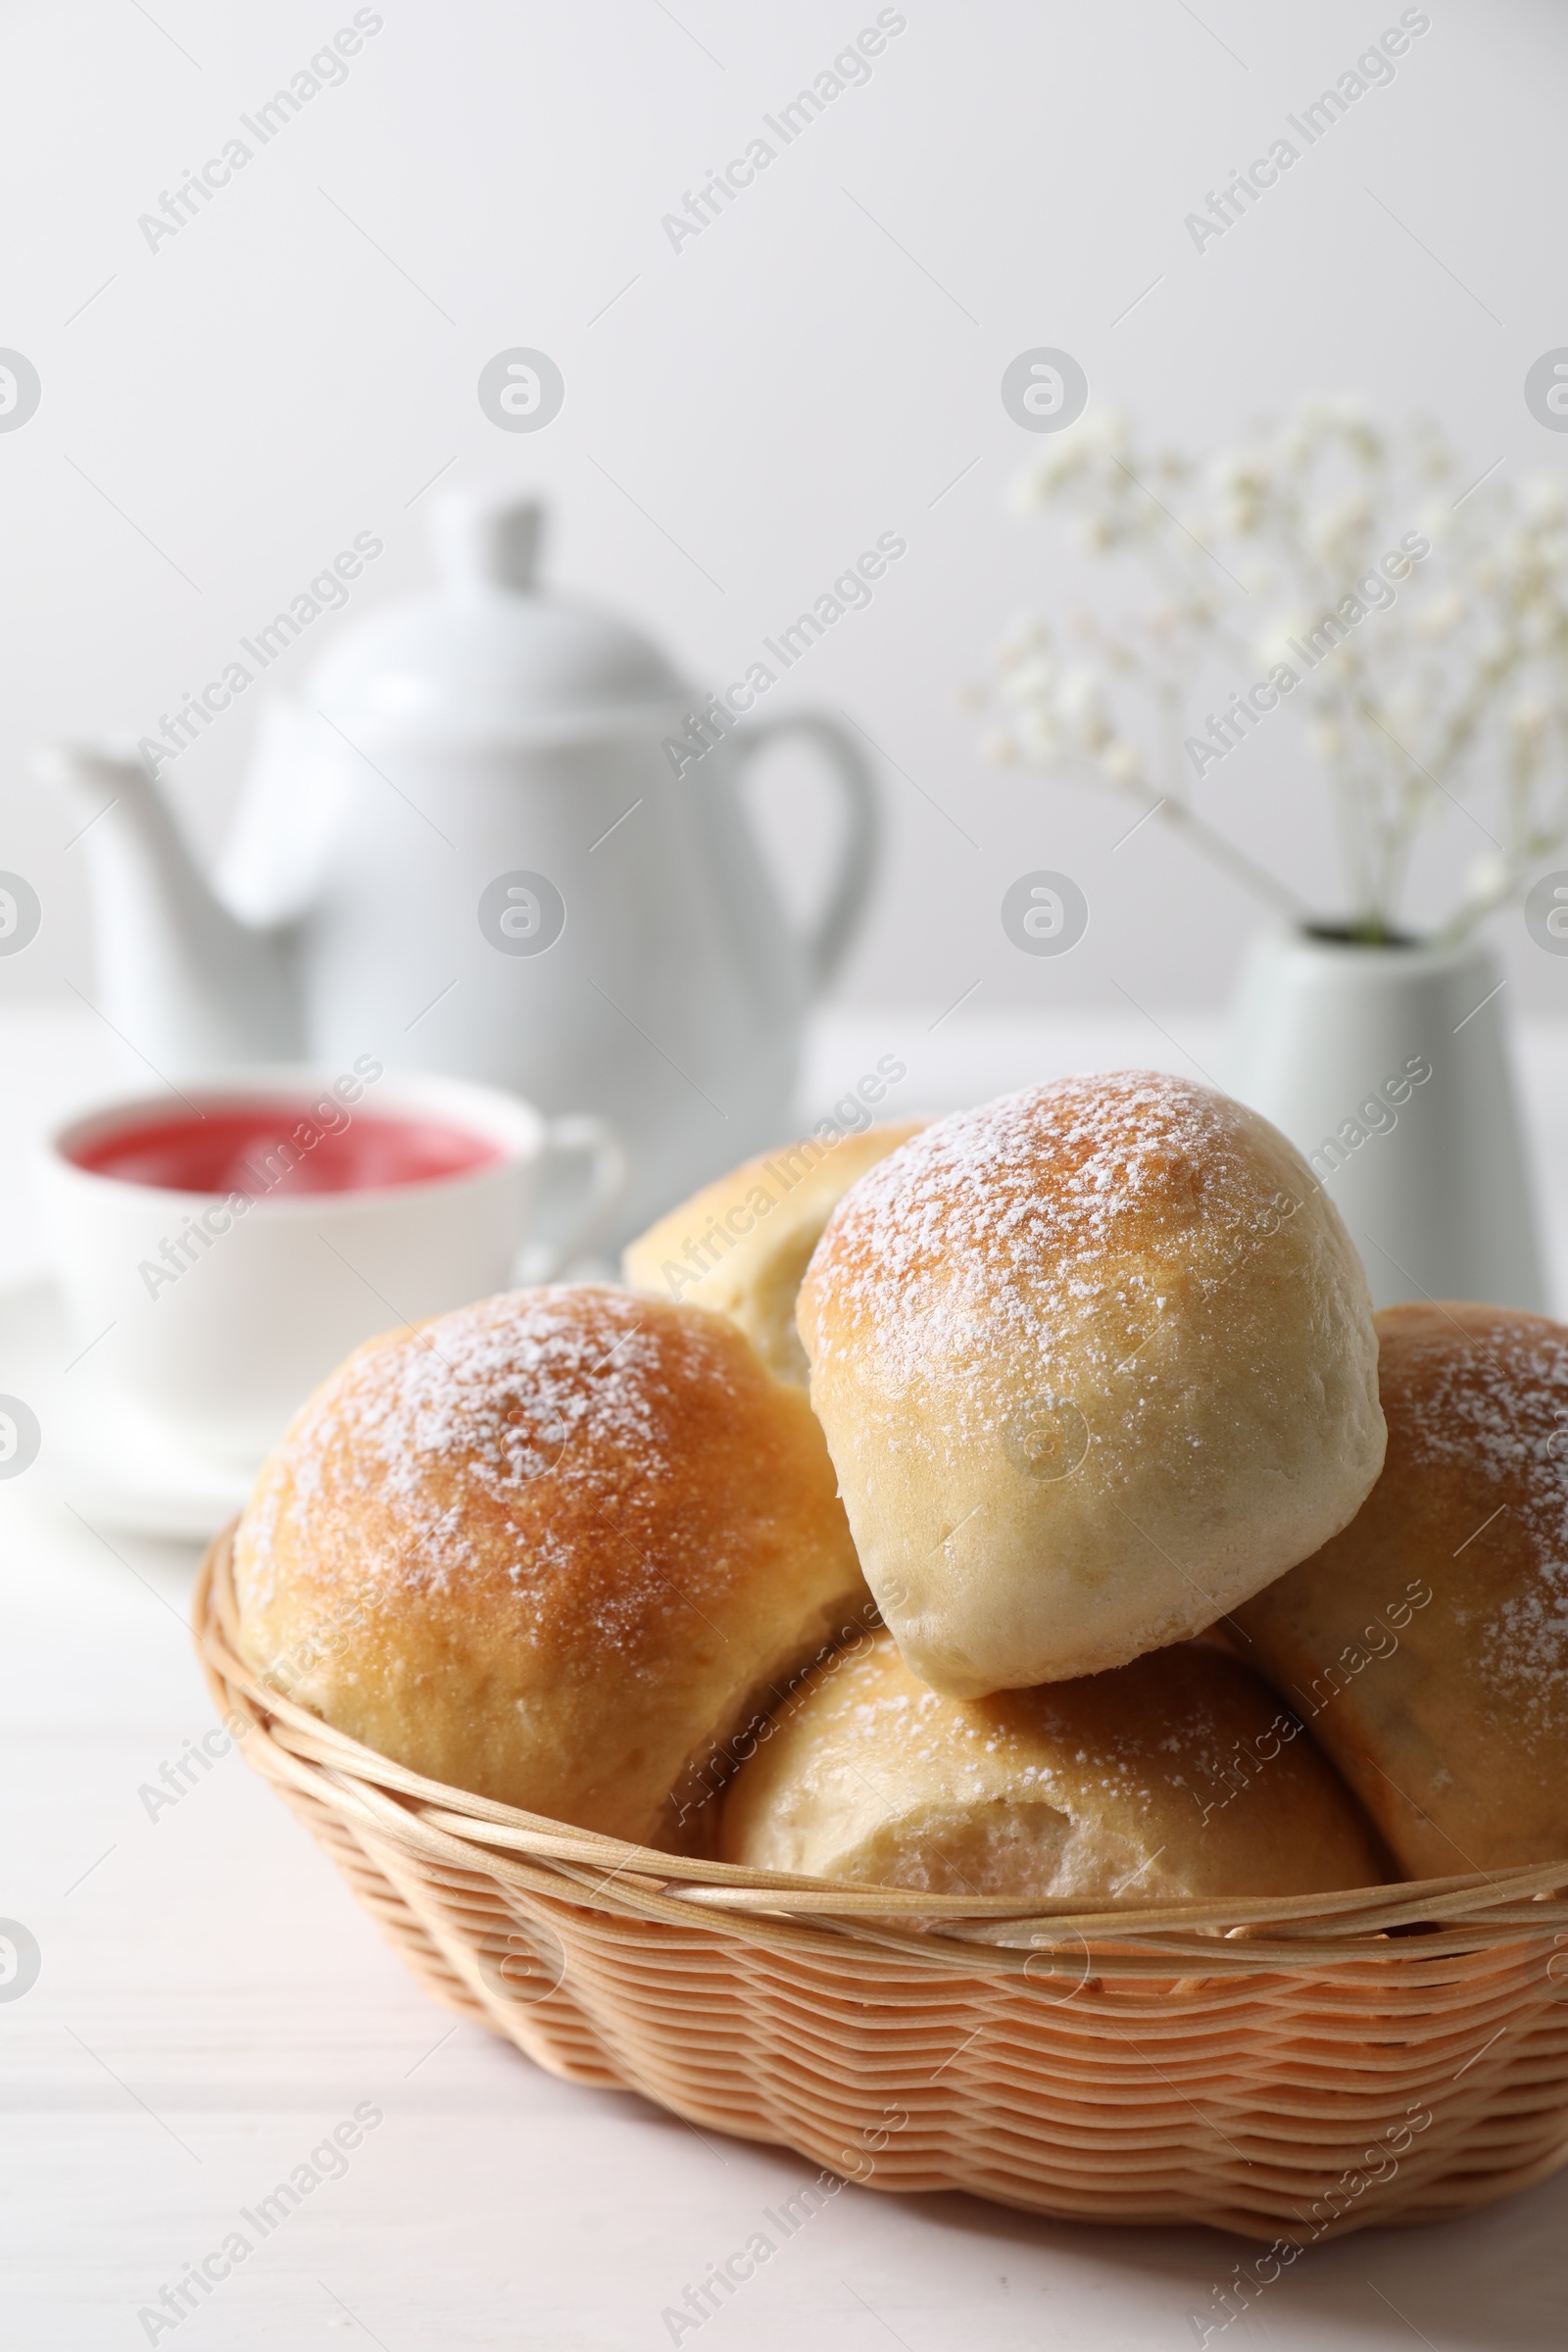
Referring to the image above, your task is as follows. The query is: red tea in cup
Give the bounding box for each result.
[69,1102,501,1199]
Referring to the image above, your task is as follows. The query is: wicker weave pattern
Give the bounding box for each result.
[197,1535,1568,2238]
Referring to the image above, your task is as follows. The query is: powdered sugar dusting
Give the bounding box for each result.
[837,1670,1240,1818]
[1396,1313,1568,1737]
[238,1286,743,1632]
[804,1071,1284,1411]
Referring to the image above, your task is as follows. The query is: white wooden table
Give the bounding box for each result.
[5,1003,1568,2349]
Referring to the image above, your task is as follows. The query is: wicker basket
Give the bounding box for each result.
[195,1529,1568,2241]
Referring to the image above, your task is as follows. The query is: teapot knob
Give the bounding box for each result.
[431,490,543,595]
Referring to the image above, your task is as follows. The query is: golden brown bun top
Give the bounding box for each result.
[719,1628,1387,1901]
[232,1286,868,1843]
[1236,1300,1568,1875]
[622,1119,926,1382]
[796,1070,1384,1693]
[803,1072,1306,1364]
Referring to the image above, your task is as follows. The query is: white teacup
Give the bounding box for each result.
[40,1064,624,1460]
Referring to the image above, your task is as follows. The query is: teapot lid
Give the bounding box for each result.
[305,491,693,743]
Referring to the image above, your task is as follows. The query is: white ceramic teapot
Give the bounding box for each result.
[44,492,880,1237]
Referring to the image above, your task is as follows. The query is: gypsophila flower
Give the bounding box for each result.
[974,397,1568,942]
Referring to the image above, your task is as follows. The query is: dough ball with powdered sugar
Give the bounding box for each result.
[719,1627,1387,1900]
[232,1285,872,1846]
[796,1071,1385,1697]
[1238,1300,1568,1876]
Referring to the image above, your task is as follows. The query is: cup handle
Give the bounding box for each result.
[732,710,881,994]
[514,1113,628,1284]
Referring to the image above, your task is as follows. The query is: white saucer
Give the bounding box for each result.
[0,1277,257,1541]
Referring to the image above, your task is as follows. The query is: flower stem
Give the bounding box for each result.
[1124,785,1315,922]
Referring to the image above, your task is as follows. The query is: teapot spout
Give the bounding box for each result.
[38,744,303,1068]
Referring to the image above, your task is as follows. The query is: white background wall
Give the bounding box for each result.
[3,0,1566,1021]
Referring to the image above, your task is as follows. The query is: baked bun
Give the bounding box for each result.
[719,1629,1386,1899]
[623,1120,926,1383]
[231,1286,870,1847]
[1236,1301,1568,1877]
[797,1071,1385,1697]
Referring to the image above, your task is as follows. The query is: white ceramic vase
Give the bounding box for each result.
[1224,929,1547,1314]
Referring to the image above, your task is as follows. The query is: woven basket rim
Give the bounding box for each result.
[195,1526,1568,1961]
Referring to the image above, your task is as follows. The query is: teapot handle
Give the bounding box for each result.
[732,711,880,994]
